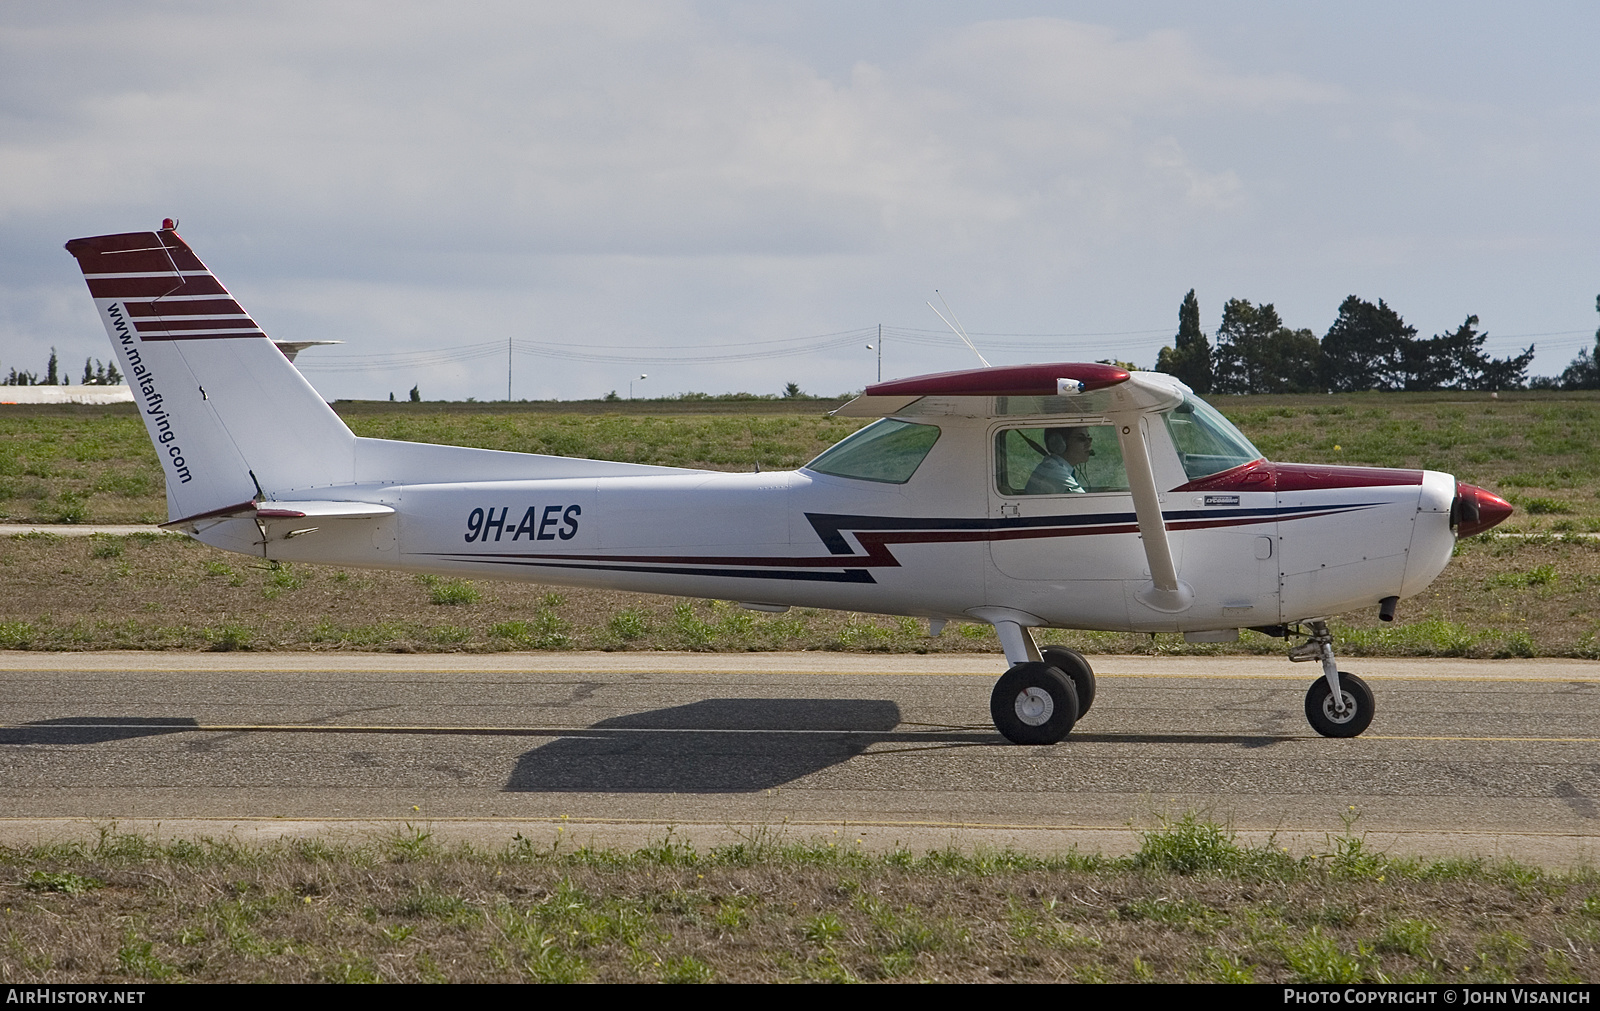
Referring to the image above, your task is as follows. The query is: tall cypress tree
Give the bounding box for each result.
[1154,289,1213,393]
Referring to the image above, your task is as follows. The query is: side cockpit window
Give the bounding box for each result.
[806,418,941,484]
[995,425,1128,496]
[1162,395,1264,480]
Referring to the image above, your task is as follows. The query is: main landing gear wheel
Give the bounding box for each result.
[1040,646,1096,717]
[991,662,1080,745]
[1305,671,1374,738]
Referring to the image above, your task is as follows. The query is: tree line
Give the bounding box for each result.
[2,347,123,387]
[1153,291,1600,394]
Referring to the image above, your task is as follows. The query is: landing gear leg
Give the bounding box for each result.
[989,620,1080,745]
[1291,619,1374,738]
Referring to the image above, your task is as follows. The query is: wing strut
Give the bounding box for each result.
[1113,414,1193,613]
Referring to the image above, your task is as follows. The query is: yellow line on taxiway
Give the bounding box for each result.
[2,813,1578,841]
[12,722,1600,743]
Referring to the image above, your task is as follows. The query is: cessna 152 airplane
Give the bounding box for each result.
[65,222,1513,745]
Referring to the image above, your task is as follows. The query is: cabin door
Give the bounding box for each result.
[986,423,1148,632]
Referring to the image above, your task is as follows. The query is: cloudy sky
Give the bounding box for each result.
[3,2,1596,400]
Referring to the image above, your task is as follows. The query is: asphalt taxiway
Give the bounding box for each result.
[1,651,1598,863]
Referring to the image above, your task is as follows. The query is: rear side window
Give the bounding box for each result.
[806,419,941,484]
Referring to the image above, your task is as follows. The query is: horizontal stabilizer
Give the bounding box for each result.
[255,501,395,520]
[162,499,394,532]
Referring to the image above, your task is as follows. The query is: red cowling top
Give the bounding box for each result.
[1172,459,1426,493]
[864,362,1130,398]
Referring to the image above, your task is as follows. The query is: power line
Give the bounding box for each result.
[295,328,880,372]
[289,322,1597,374]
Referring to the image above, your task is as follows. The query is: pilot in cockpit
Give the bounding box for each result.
[1024,426,1094,494]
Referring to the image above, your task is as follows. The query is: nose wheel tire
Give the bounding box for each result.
[1304,671,1374,738]
[1040,646,1096,718]
[991,662,1080,745]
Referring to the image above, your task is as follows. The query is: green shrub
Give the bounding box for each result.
[0,621,35,649]
[1279,928,1371,983]
[206,623,254,652]
[659,955,714,983]
[1376,918,1440,960]
[607,609,649,641]
[672,601,716,649]
[1132,815,1244,876]
[419,575,479,605]
[53,493,87,524]
[490,610,570,649]
[25,871,104,895]
[263,563,304,598]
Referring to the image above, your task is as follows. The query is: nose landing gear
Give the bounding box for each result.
[1291,619,1375,738]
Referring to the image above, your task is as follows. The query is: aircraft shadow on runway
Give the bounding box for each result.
[0,717,201,745]
[505,698,909,793]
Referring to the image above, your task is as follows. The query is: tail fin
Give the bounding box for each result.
[64,222,356,523]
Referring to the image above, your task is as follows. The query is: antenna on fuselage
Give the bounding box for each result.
[928,290,991,367]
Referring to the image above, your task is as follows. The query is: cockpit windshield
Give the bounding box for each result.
[1162,395,1264,479]
[805,418,941,484]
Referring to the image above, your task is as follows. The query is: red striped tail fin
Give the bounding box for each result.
[65,222,270,342]
[65,222,355,525]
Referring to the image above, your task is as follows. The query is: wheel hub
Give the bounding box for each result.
[1014,687,1054,726]
[1321,691,1357,724]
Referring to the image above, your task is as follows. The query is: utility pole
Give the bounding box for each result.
[507,337,512,401]
[877,323,882,383]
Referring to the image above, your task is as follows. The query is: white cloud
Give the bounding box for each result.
[1,6,1315,250]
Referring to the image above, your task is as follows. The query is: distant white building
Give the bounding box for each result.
[0,341,338,406]
[0,385,134,405]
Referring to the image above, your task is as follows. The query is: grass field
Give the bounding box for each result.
[1,391,1597,656]
[0,391,1596,530]
[1,530,1596,656]
[3,818,1596,983]
[0,399,863,525]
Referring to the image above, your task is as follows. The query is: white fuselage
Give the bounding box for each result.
[194,410,1459,634]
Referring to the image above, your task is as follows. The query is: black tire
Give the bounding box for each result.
[1040,646,1096,717]
[1305,672,1375,738]
[991,662,1080,745]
